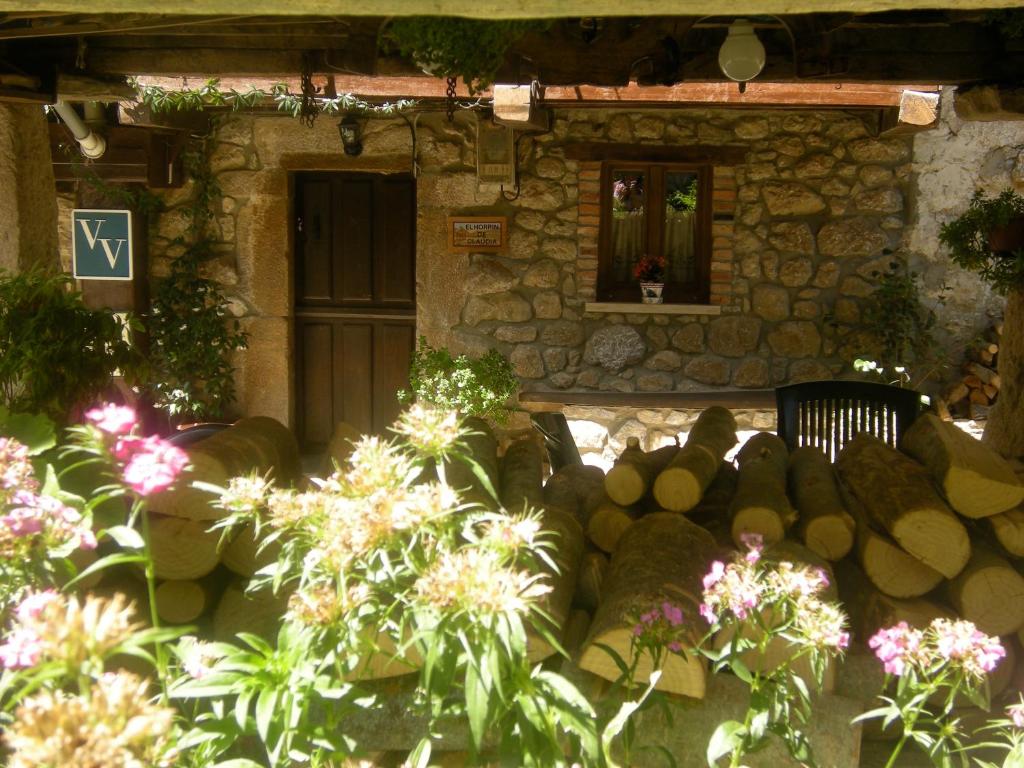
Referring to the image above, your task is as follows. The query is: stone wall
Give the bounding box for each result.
[454,108,914,394]
[83,98,1013,433]
[906,89,1024,359]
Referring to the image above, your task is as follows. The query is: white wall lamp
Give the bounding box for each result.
[718,19,766,90]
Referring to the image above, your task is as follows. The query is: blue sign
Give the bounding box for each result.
[72,209,133,281]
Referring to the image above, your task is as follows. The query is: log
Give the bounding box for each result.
[319,420,361,476]
[586,495,640,554]
[154,579,208,624]
[232,416,302,486]
[213,579,292,642]
[147,449,232,521]
[499,437,544,514]
[834,560,953,643]
[949,546,1024,637]
[788,447,855,561]
[222,521,280,578]
[836,434,971,578]
[945,381,970,404]
[989,506,1024,557]
[653,406,737,513]
[604,438,678,506]
[573,549,608,613]
[578,512,717,698]
[147,513,221,581]
[901,413,1024,518]
[542,463,605,526]
[970,389,991,406]
[729,432,795,548]
[966,362,1001,389]
[687,462,739,547]
[444,416,499,509]
[527,506,585,662]
[839,480,945,598]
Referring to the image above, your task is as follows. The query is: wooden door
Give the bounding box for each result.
[294,173,416,449]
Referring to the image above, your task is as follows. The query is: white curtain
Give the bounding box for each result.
[611,210,695,283]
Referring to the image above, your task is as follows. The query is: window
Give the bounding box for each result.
[597,162,712,304]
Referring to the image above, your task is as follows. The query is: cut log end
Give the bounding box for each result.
[604,464,646,507]
[804,516,855,561]
[652,465,704,513]
[154,580,206,625]
[731,506,785,548]
[891,508,970,579]
[578,627,706,699]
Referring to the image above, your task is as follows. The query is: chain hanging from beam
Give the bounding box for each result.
[299,52,320,128]
[445,77,457,122]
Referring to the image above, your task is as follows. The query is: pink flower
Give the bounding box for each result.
[739,532,763,551]
[662,602,684,627]
[668,641,682,653]
[1008,701,1024,729]
[703,561,726,590]
[932,619,1005,674]
[869,622,922,677]
[115,436,188,496]
[0,627,42,668]
[85,403,138,436]
[1,506,44,536]
[699,603,717,624]
[15,590,59,622]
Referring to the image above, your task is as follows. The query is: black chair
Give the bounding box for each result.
[775,380,923,460]
[530,412,583,471]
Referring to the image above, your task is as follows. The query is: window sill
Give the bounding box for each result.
[584,302,722,316]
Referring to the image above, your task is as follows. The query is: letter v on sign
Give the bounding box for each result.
[72,209,133,281]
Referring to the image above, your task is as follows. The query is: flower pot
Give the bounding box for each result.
[988,216,1024,255]
[640,282,664,304]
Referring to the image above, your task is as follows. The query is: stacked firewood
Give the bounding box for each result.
[943,320,1003,419]
[86,417,302,640]
[539,406,1024,704]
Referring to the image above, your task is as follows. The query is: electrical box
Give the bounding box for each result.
[476,117,515,187]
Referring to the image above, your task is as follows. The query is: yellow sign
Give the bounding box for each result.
[447,216,507,253]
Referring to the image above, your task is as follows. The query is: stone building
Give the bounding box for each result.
[50,85,1021,461]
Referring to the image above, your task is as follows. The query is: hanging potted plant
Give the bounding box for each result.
[939,189,1024,294]
[633,254,667,304]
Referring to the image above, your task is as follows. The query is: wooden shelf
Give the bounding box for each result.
[519,390,776,410]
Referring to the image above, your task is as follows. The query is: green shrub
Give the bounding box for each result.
[939,189,1024,294]
[400,337,518,423]
[0,270,143,422]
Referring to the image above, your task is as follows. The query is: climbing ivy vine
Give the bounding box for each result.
[147,137,248,423]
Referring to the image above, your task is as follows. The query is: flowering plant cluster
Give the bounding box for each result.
[0,403,191,767]
[174,404,599,767]
[859,618,1008,767]
[699,534,849,767]
[632,254,666,282]
[0,435,96,614]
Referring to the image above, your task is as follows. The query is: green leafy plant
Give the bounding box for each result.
[858,258,946,386]
[134,77,416,117]
[400,337,518,423]
[666,180,698,212]
[0,270,144,422]
[148,139,247,423]
[384,18,548,94]
[939,190,1024,294]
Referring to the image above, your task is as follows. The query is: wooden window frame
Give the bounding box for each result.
[597,161,713,304]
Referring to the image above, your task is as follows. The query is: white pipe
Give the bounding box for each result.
[53,100,106,159]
